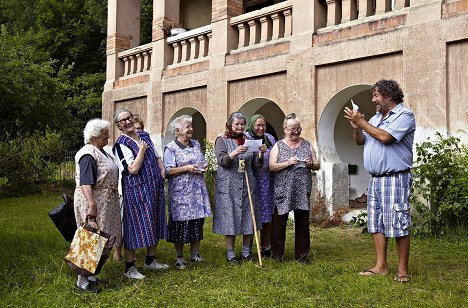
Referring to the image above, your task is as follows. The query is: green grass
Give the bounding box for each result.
[0,193,467,307]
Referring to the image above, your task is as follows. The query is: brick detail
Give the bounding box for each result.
[442,0,468,18]
[313,14,407,45]
[113,74,150,89]
[212,0,243,22]
[225,41,290,65]
[163,60,210,78]
[107,34,131,55]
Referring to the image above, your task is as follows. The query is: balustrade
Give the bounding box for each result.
[231,1,292,50]
[118,43,152,78]
[323,0,411,29]
[167,25,212,65]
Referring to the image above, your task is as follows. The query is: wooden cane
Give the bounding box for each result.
[244,170,264,269]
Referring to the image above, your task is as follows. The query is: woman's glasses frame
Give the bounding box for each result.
[116,115,134,125]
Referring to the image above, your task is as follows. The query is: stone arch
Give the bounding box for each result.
[163,107,207,150]
[318,84,373,200]
[237,97,285,141]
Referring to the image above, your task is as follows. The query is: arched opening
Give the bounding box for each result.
[237,98,285,141]
[318,84,373,200]
[163,107,207,151]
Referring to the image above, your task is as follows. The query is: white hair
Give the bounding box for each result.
[83,119,110,144]
[169,115,192,134]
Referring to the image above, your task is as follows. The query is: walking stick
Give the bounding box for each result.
[244,169,264,269]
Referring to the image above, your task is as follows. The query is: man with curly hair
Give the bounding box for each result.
[344,79,416,283]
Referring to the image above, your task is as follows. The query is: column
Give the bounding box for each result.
[172,42,181,64]
[198,35,208,57]
[237,23,249,48]
[180,40,189,62]
[259,16,272,43]
[271,12,284,40]
[283,9,292,37]
[189,37,199,60]
[248,20,260,46]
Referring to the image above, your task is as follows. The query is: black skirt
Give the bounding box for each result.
[167,217,205,243]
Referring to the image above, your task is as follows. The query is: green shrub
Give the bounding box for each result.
[203,139,217,205]
[411,132,468,236]
[0,131,64,197]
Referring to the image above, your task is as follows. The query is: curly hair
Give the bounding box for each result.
[83,119,110,144]
[371,80,404,104]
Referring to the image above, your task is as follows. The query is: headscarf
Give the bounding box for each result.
[224,112,246,146]
[246,114,273,148]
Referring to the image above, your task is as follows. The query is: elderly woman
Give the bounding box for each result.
[269,113,320,262]
[245,114,276,257]
[213,112,263,264]
[112,109,168,280]
[74,118,122,293]
[163,115,212,269]
[133,116,144,133]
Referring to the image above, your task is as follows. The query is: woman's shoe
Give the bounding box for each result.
[75,283,100,293]
[226,257,239,265]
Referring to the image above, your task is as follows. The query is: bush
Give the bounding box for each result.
[411,132,468,236]
[203,139,217,205]
[0,131,64,197]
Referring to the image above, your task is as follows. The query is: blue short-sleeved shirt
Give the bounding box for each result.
[363,104,416,175]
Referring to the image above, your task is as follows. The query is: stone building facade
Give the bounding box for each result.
[103,0,468,212]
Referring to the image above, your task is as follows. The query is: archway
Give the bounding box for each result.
[318,84,373,200]
[237,98,285,140]
[163,107,207,150]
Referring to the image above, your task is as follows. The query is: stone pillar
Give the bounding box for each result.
[358,0,373,19]
[395,0,407,9]
[271,12,284,40]
[189,37,199,60]
[375,0,390,14]
[248,20,260,46]
[180,40,189,62]
[341,0,357,23]
[198,35,208,57]
[172,42,181,64]
[326,0,340,26]
[259,16,272,43]
[283,9,292,37]
[237,23,249,48]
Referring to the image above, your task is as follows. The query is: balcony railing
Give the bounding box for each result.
[117,43,152,78]
[323,0,411,28]
[166,25,212,65]
[230,0,292,50]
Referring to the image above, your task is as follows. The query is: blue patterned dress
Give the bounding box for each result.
[245,132,276,224]
[164,139,212,243]
[114,132,166,249]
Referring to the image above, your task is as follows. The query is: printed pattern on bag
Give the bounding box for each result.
[65,226,109,274]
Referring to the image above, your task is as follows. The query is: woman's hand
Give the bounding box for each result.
[287,156,300,166]
[234,145,247,156]
[185,164,202,174]
[138,140,149,152]
[259,144,267,153]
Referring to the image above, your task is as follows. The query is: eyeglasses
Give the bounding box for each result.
[285,127,302,133]
[116,115,134,125]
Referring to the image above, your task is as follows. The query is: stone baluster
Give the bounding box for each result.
[341,0,358,23]
[375,0,390,14]
[180,40,190,62]
[394,0,407,10]
[358,0,372,19]
[129,55,136,75]
[198,35,208,58]
[135,54,142,73]
[326,0,340,26]
[206,33,212,56]
[189,37,199,60]
[283,9,292,37]
[259,16,272,43]
[237,23,249,49]
[142,51,150,71]
[271,12,285,40]
[248,20,260,46]
[122,57,129,76]
[172,42,181,64]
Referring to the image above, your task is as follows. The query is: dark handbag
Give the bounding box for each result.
[65,221,116,276]
[48,193,77,242]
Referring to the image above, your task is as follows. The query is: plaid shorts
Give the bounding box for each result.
[367,172,412,238]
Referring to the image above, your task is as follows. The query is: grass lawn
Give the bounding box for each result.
[0,193,467,307]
